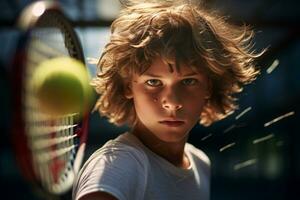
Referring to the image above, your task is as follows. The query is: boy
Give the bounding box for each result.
[73,0,262,199]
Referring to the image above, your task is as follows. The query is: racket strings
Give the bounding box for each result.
[22,19,82,193]
[29,36,69,59]
[26,112,79,192]
[26,29,69,66]
[30,127,78,149]
[37,11,82,60]
[18,7,86,193]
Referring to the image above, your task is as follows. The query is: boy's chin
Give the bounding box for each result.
[151,128,190,143]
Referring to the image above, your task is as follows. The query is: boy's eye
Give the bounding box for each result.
[146,79,162,87]
[181,78,198,86]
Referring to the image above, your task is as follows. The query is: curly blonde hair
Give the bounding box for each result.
[92,0,263,127]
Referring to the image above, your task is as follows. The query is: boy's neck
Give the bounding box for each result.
[131,124,190,169]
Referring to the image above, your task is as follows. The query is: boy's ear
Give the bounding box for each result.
[124,82,133,99]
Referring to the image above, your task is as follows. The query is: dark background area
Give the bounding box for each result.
[0,0,299,199]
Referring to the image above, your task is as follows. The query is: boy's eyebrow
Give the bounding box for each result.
[181,72,199,77]
[142,72,199,77]
[142,73,162,77]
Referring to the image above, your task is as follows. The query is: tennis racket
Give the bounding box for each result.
[11,0,89,195]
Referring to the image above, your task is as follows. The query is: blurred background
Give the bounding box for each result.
[0,0,299,199]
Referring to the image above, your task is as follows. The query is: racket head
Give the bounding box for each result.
[11,0,89,195]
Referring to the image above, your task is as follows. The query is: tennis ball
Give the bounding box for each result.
[31,57,93,116]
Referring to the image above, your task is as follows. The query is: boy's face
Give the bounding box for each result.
[127,57,210,143]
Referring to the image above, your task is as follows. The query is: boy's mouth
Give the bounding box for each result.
[159,120,185,127]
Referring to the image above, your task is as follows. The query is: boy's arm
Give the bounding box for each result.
[79,191,118,200]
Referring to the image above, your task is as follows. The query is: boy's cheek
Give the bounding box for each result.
[133,86,161,99]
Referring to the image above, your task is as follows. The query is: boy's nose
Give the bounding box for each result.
[161,90,183,111]
[162,101,182,111]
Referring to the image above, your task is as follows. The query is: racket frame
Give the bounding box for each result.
[11,0,88,195]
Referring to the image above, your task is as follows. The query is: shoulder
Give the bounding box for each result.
[78,132,148,170]
[79,133,149,178]
[92,133,149,169]
[73,133,149,200]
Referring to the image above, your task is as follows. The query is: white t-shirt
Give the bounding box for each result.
[72,132,210,200]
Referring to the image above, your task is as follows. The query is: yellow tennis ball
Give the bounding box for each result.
[31,57,93,116]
